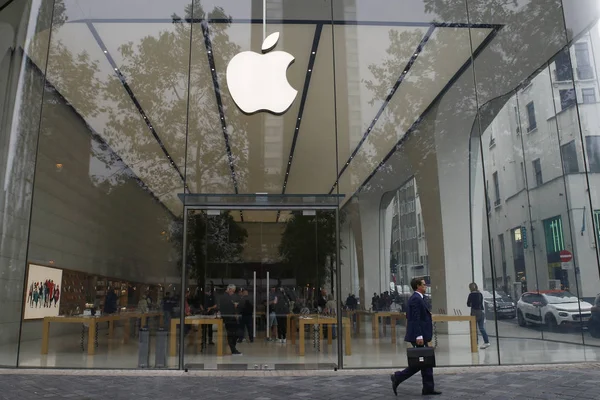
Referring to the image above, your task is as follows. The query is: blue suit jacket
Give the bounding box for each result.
[404,292,433,343]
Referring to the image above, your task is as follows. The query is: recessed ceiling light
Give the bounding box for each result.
[103,50,107,54]
[312,51,315,54]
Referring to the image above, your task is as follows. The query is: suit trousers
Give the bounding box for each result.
[394,343,434,391]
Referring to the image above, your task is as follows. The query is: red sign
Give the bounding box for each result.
[559,250,573,262]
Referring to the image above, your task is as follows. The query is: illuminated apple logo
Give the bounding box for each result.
[226,32,297,114]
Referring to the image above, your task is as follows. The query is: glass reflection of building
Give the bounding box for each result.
[2,0,600,370]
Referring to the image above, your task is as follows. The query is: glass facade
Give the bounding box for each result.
[1,0,600,369]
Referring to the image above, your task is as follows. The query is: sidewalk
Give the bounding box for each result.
[1,363,599,400]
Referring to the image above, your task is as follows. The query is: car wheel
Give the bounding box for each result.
[546,314,559,332]
[517,310,526,327]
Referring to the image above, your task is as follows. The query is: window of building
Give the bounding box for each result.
[520,161,526,188]
[526,101,537,132]
[493,172,501,206]
[533,158,543,185]
[512,227,524,259]
[585,136,600,173]
[554,48,573,81]
[559,89,576,110]
[560,140,579,174]
[594,210,600,246]
[543,216,565,255]
[582,88,596,104]
[575,42,594,80]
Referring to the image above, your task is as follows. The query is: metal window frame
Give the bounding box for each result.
[178,198,342,370]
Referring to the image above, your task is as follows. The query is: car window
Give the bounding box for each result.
[482,291,493,299]
[532,294,545,304]
[521,293,531,303]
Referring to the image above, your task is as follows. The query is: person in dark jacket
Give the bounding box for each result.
[467,282,490,349]
[219,284,241,355]
[275,287,290,343]
[238,289,254,343]
[390,277,441,396]
[104,288,118,315]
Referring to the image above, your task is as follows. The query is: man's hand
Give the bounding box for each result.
[416,338,424,346]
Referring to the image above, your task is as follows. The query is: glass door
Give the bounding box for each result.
[181,207,340,370]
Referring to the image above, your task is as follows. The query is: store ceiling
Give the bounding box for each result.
[27,19,495,221]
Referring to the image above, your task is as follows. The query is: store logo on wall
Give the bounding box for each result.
[226,32,297,114]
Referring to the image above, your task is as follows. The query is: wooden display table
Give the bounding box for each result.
[343,310,370,335]
[372,311,400,338]
[41,311,165,356]
[289,315,352,356]
[384,313,478,353]
[169,316,224,357]
[286,313,297,339]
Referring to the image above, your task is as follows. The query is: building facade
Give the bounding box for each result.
[1,0,600,370]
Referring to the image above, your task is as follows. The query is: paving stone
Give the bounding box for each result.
[0,366,599,399]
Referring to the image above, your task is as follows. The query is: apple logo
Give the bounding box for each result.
[226,32,297,114]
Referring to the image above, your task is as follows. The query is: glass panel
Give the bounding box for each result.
[479,34,600,363]
[472,0,588,366]
[0,0,54,367]
[185,0,337,197]
[19,0,189,368]
[562,3,600,358]
[182,209,337,369]
[335,0,485,368]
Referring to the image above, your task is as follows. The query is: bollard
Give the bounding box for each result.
[155,328,168,368]
[138,327,150,368]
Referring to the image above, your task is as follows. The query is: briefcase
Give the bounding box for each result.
[407,346,436,368]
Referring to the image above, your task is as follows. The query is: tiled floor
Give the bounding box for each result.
[5,319,600,369]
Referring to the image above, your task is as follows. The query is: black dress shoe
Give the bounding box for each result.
[422,389,442,396]
[390,374,400,396]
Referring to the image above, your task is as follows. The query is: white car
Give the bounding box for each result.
[516,290,593,329]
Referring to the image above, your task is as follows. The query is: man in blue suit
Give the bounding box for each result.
[391,277,441,396]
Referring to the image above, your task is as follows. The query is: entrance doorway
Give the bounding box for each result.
[178,195,342,370]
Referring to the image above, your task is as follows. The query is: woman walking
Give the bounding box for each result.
[467,282,491,349]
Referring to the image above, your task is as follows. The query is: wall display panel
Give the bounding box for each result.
[23,264,63,320]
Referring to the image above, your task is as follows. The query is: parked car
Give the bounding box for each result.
[482,290,516,319]
[516,290,593,330]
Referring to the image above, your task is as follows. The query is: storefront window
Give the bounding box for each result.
[1,0,600,370]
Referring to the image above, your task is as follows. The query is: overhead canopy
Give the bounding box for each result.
[27,16,496,221]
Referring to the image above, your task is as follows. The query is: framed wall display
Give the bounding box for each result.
[24,264,63,320]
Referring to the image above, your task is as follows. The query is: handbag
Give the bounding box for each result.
[407,346,436,368]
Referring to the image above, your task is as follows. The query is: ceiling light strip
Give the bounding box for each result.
[276,24,323,222]
[200,21,242,222]
[86,21,186,185]
[328,24,436,195]
[200,21,240,195]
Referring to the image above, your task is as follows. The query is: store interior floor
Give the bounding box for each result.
[4,318,600,369]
